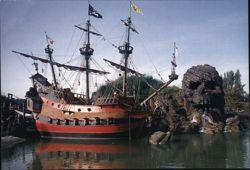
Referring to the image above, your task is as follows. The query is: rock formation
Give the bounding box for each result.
[147,64,243,135]
[182,64,225,122]
[224,115,240,133]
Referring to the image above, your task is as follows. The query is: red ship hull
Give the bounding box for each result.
[35,119,145,139]
[30,95,149,139]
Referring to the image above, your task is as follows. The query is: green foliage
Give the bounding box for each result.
[222,69,248,111]
[94,75,165,101]
[162,85,181,96]
[93,75,181,102]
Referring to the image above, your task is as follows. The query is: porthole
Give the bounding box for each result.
[87,108,91,112]
[78,108,81,112]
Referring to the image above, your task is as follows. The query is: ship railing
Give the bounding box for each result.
[94,96,118,105]
[73,93,86,99]
[52,89,85,99]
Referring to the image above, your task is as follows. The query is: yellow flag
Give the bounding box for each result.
[131,2,143,15]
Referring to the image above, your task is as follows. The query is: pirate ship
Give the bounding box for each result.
[12,3,178,139]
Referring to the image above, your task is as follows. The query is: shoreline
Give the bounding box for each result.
[1,136,26,150]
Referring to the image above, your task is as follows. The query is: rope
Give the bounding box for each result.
[94,59,123,96]
[62,31,84,77]
[63,27,77,63]
[72,71,81,92]
[16,54,33,75]
[146,66,171,75]
[57,30,84,88]
[59,71,74,90]
[135,77,141,103]
[101,36,118,49]
[137,35,166,83]
[90,58,106,73]
[93,21,122,50]
[128,57,157,91]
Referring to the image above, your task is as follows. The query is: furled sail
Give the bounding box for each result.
[103,58,142,75]
[74,25,102,36]
[121,19,139,34]
[12,51,109,74]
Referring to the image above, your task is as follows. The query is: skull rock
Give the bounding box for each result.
[182,64,225,124]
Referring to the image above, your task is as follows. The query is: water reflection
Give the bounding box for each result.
[2,132,249,169]
[141,133,249,168]
[27,139,138,169]
[1,141,35,170]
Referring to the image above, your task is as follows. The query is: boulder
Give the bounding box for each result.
[149,131,171,144]
[224,115,240,133]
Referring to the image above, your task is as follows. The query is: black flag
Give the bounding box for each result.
[88,4,103,18]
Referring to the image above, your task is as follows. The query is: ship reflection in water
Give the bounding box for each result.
[27,139,138,169]
[2,132,249,169]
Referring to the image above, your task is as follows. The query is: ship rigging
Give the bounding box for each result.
[12,2,178,139]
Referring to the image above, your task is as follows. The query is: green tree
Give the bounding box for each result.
[93,75,173,102]
[162,85,181,96]
[234,69,245,99]
[222,70,248,111]
[223,70,235,93]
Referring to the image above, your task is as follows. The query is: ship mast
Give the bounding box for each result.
[118,17,134,97]
[79,19,94,104]
[45,44,58,89]
[140,43,179,106]
[74,4,104,104]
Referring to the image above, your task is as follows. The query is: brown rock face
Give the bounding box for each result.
[182,64,225,123]
[147,64,228,134]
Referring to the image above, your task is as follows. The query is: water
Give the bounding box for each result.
[1,131,250,169]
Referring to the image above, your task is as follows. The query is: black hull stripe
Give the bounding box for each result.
[39,130,137,140]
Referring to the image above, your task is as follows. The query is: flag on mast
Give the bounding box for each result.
[45,32,54,45]
[88,4,103,18]
[131,2,143,15]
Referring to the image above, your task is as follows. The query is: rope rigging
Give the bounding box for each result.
[91,57,122,96]
[96,20,167,98]
[17,15,175,101]
[63,27,77,63]
[15,54,33,75]
[59,20,119,95]
[137,35,166,83]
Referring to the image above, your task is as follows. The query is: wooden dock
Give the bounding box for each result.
[1,93,38,138]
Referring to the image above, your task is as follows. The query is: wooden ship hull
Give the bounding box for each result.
[35,119,145,139]
[13,2,178,140]
[34,105,148,139]
[26,80,149,139]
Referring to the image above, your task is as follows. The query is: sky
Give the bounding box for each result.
[1,0,248,99]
